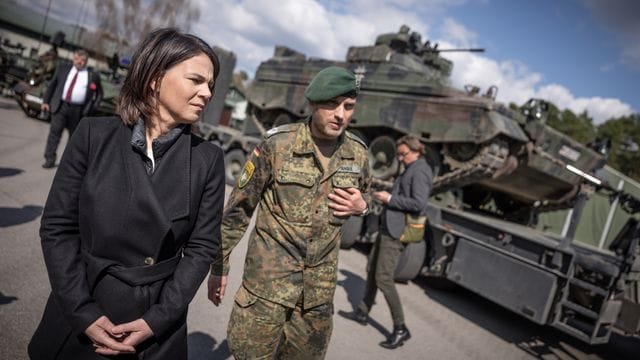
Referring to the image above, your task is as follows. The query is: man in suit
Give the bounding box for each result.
[41,49,103,168]
[341,134,432,349]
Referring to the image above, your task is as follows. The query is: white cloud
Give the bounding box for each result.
[20,0,635,123]
[447,50,634,124]
[440,17,477,48]
[439,18,634,124]
[193,0,435,71]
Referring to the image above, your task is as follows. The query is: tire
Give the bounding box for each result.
[369,136,399,180]
[273,112,294,127]
[224,149,247,186]
[424,144,442,178]
[340,216,363,249]
[394,240,426,282]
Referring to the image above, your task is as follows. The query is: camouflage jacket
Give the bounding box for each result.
[213,121,370,308]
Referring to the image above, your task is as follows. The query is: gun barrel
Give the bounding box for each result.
[566,165,602,185]
[565,164,640,214]
[436,48,485,53]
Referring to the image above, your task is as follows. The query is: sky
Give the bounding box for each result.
[21,0,640,124]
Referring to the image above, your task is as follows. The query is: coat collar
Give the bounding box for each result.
[123,123,191,231]
[290,120,356,180]
[291,120,355,160]
[131,119,187,164]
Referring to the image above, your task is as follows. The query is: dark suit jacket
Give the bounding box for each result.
[43,63,103,116]
[29,117,225,359]
[384,157,433,239]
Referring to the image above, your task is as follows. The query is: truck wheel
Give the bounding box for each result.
[224,149,246,186]
[340,216,363,249]
[394,240,426,282]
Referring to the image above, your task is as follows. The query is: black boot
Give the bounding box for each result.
[338,309,368,326]
[42,159,55,169]
[379,324,411,349]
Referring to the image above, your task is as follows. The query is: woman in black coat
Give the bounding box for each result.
[28,28,225,359]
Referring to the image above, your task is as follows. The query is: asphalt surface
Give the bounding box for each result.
[1,96,638,359]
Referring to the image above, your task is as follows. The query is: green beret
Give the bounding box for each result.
[304,66,358,102]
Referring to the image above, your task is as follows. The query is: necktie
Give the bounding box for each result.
[64,71,79,103]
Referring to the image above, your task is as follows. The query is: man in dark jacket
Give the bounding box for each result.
[41,49,103,168]
[341,134,432,349]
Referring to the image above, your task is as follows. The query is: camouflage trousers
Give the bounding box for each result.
[227,286,333,360]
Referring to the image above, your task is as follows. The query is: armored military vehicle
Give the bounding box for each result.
[13,65,122,120]
[211,26,640,346]
[245,25,604,222]
[0,39,38,93]
[94,69,125,117]
[12,50,62,120]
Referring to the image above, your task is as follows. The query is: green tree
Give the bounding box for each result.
[597,114,640,181]
[545,106,597,144]
[93,0,201,53]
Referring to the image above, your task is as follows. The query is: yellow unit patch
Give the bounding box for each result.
[238,160,255,189]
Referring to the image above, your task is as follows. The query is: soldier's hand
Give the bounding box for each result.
[41,103,50,112]
[328,188,367,217]
[207,274,228,306]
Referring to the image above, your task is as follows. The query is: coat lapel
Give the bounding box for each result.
[122,129,171,243]
[151,132,191,221]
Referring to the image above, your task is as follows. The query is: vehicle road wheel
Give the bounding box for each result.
[340,216,363,249]
[369,135,399,179]
[424,144,442,178]
[394,240,426,282]
[273,112,294,127]
[224,149,246,186]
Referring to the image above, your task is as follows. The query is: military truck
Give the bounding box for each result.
[202,26,640,344]
[380,166,640,345]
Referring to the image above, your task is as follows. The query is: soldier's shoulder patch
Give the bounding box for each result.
[264,123,299,139]
[237,160,255,189]
[345,131,367,149]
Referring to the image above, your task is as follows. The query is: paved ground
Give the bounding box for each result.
[1,96,638,359]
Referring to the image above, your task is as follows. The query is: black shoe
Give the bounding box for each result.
[379,325,411,349]
[338,309,368,326]
[42,160,55,169]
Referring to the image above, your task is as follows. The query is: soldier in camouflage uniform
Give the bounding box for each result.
[208,66,371,359]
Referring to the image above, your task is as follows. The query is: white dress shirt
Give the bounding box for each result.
[61,67,89,104]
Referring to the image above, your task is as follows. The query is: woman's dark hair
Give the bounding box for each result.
[118,28,220,125]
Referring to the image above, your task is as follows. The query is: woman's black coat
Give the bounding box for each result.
[28,116,224,359]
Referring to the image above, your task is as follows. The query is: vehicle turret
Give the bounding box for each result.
[245,25,605,222]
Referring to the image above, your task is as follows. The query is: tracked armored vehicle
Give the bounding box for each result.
[203,27,640,346]
[246,25,604,220]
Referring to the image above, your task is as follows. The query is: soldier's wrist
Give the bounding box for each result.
[356,203,370,216]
